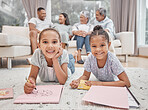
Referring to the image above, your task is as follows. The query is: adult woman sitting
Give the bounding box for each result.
[72,11,93,64]
[54,13,72,49]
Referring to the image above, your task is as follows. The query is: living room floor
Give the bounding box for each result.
[0,55,148,69]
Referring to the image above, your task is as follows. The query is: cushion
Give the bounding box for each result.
[0,33,30,46]
[0,46,31,57]
[113,39,121,48]
[2,26,29,38]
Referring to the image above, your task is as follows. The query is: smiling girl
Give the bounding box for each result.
[24,28,72,94]
[70,26,130,88]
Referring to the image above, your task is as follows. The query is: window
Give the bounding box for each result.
[0,0,25,32]
[146,0,148,44]
[137,0,148,46]
[51,0,110,25]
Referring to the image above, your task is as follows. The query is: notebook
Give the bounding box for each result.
[14,85,63,104]
[82,86,129,109]
[0,88,13,99]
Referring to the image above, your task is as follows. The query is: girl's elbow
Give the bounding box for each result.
[59,77,67,85]
[125,81,131,88]
[127,83,131,88]
[59,82,65,85]
[59,80,66,85]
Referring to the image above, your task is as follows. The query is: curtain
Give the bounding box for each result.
[22,0,47,20]
[110,0,138,55]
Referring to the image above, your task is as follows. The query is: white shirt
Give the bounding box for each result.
[31,48,71,82]
[28,17,53,31]
[72,23,93,33]
[91,17,115,38]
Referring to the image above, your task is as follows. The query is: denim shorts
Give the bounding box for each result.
[68,54,75,74]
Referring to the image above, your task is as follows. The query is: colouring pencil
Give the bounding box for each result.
[25,77,37,90]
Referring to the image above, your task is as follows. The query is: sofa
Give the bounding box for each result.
[0,25,31,69]
[68,32,134,62]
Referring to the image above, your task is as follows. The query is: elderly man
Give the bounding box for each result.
[72,11,93,64]
[91,8,115,53]
[29,7,53,53]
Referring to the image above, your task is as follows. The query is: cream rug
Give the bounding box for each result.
[0,67,148,109]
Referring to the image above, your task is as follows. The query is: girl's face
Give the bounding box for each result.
[39,30,61,58]
[90,35,110,60]
[59,14,66,24]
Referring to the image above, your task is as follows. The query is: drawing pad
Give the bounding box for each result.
[14,85,63,104]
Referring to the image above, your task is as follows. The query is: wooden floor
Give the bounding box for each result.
[0,55,148,69]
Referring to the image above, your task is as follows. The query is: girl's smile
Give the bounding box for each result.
[46,50,55,54]
[90,35,110,61]
[39,30,61,58]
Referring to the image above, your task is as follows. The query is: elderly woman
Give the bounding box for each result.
[72,11,93,64]
[54,13,72,49]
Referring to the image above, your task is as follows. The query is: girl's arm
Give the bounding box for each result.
[28,65,39,83]
[53,58,68,85]
[24,65,39,94]
[52,48,68,85]
[70,70,91,89]
[86,71,131,87]
[78,70,91,81]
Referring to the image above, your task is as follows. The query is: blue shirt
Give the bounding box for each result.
[84,51,124,81]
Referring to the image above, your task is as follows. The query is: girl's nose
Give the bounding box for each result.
[48,43,53,48]
[96,47,101,51]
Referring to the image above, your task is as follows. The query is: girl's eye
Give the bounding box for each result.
[43,41,48,43]
[92,45,96,47]
[100,44,105,47]
[53,41,57,44]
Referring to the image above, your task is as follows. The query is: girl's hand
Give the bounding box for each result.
[85,81,102,86]
[24,78,36,94]
[70,80,80,89]
[52,47,63,60]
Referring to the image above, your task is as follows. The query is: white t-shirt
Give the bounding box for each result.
[72,23,93,33]
[28,17,53,31]
[31,48,71,82]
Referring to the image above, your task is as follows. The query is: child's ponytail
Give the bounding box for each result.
[90,25,109,43]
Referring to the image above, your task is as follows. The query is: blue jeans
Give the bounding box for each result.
[68,54,75,74]
[75,35,91,53]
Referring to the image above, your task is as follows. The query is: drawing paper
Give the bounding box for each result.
[14,85,63,104]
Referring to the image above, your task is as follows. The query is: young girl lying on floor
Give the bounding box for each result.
[70,25,131,88]
[24,28,75,94]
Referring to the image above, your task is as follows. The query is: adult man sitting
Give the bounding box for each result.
[29,7,53,53]
[90,8,115,54]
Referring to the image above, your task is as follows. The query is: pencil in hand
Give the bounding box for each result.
[25,77,37,90]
